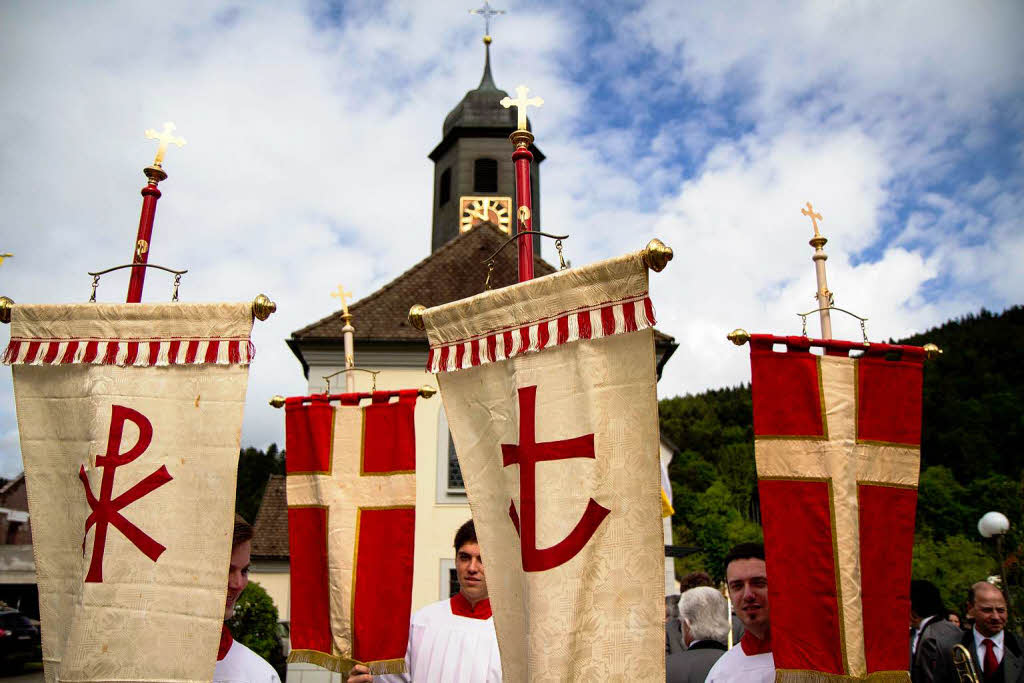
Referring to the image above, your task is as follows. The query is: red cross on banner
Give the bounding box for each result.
[749,334,925,681]
[284,390,419,676]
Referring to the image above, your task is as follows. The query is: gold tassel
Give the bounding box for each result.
[287,649,407,676]
[776,669,910,682]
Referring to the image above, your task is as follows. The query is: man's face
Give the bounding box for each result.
[456,541,487,604]
[726,557,770,638]
[225,540,251,620]
[972,587,1007,637]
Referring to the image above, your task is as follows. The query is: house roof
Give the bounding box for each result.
[250,474,288,560]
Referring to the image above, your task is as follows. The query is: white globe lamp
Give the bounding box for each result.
[978,511,1010,538]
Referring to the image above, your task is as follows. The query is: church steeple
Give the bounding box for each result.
[429,35,544,253]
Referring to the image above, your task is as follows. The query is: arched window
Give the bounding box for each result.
[438,167,451,206]
[473,158,498,193]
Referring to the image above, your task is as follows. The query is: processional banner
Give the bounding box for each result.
[284,389,419,676]
[422,251,666,682]
[4,302,254,683]
[749,334,925,682]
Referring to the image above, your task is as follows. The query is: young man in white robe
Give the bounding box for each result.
[705,542,775,682]
[348,519,501,683]
[213,514,281,683]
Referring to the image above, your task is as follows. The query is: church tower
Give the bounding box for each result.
[428,36,544,252]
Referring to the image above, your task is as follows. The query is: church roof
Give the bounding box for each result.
[288,223,678,376]
[291,223,555,347]
[441,41,522,138]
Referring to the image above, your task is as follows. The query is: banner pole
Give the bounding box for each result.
[801,202,833,339]
[501,86,544,283]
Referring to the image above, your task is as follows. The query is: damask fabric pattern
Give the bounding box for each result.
[423,251,666,682]
[748,335,925,682]
[5,302,254,683]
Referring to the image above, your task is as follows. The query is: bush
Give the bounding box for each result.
[226,579,287,678]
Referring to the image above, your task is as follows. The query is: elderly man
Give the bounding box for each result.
[705,543,774,682]
[666,586,728,682]
[921,581,1022,682]
[349,520,500,682]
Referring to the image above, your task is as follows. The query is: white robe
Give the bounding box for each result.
[213,638,281,683]
[704,639,775,683]
[379,597,501,683]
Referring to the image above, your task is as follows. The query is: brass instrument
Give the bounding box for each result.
[952,643,980,683]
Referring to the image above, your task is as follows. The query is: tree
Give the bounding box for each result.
[912,534,993,614]
[235,443,285,523]
[226,579,286,678]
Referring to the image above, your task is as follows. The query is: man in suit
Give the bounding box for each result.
[911,579,962,681]
[921,581,1023,682]
[666,586,728,683]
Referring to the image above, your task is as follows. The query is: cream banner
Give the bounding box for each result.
[423,252,665,682]
[5,302,254,683]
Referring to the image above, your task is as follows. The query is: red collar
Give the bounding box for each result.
[450,592,492,620]
[740,630,772,656]
[217,623,233,661]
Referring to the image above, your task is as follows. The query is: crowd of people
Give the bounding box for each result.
[218,514,1017,683]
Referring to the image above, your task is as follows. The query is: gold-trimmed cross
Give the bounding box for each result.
[802,201,823,237]
[469,1,505,37]
[145,122,186,167]
[500,85,543,131]
[331,284,354,316]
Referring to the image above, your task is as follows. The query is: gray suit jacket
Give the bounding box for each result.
[913,618,963,682]
[920,626,1024,683]
[666,640,726,683]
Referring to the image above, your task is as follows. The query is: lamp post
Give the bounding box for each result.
[978,511,1013,616]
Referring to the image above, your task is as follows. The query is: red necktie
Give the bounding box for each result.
[983,638,999,679]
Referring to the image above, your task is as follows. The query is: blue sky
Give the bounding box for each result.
[0,1,1021,477]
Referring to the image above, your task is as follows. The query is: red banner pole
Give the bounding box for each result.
[511,130,535,282]
[126,166,166,303]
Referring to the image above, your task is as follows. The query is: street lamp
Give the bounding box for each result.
[978,511,1012,616]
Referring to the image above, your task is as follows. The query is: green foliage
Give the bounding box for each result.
[235,443,285,523]
[912,534,993,613]
[659,306,1023,609]
[226,580,286,677]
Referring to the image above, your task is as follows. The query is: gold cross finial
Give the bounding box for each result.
[0,253,12,266]
[801,201,823,237]
[500,85,543,131]
[469,1,505,38]
[331,284,354,316]
[145,122,186,168]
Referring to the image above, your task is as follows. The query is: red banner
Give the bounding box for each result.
[750,335,924,681]
[285,390,418,675]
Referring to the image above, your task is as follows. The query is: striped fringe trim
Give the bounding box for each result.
[426,293,655,374]
[776,670,910,682]
[1,337,255,367]
[287,649,406,676]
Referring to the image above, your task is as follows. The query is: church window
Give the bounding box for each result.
[439,168,451,206]
[474,158,498,193]
[447,433,465,491]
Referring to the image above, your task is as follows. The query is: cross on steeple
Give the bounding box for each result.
[144,122,186,168]
[500,85,544,131]
[331,284,354,316]
[469,1,505,37]
[801,201,823,237]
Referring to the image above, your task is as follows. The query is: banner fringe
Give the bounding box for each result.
[776,670,910,682]
[287,650,406,676]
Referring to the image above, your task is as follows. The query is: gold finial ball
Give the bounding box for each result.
[269,395,286,408]
[923,343,943,360]
[642,238,674,272]
[419,385,438,399]
[727,328,751,346]
[0,296,14,324]
[252,294,277,321]
[483,34,492,44]
[408,304,427,331]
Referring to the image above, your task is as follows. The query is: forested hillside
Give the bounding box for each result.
[659,306,1024,614]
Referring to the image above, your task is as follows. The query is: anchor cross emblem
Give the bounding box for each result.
[501,385,610,572]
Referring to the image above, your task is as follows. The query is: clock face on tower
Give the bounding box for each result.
[459,196,512,235]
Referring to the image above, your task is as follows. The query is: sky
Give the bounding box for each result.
[0,0,1021,477]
